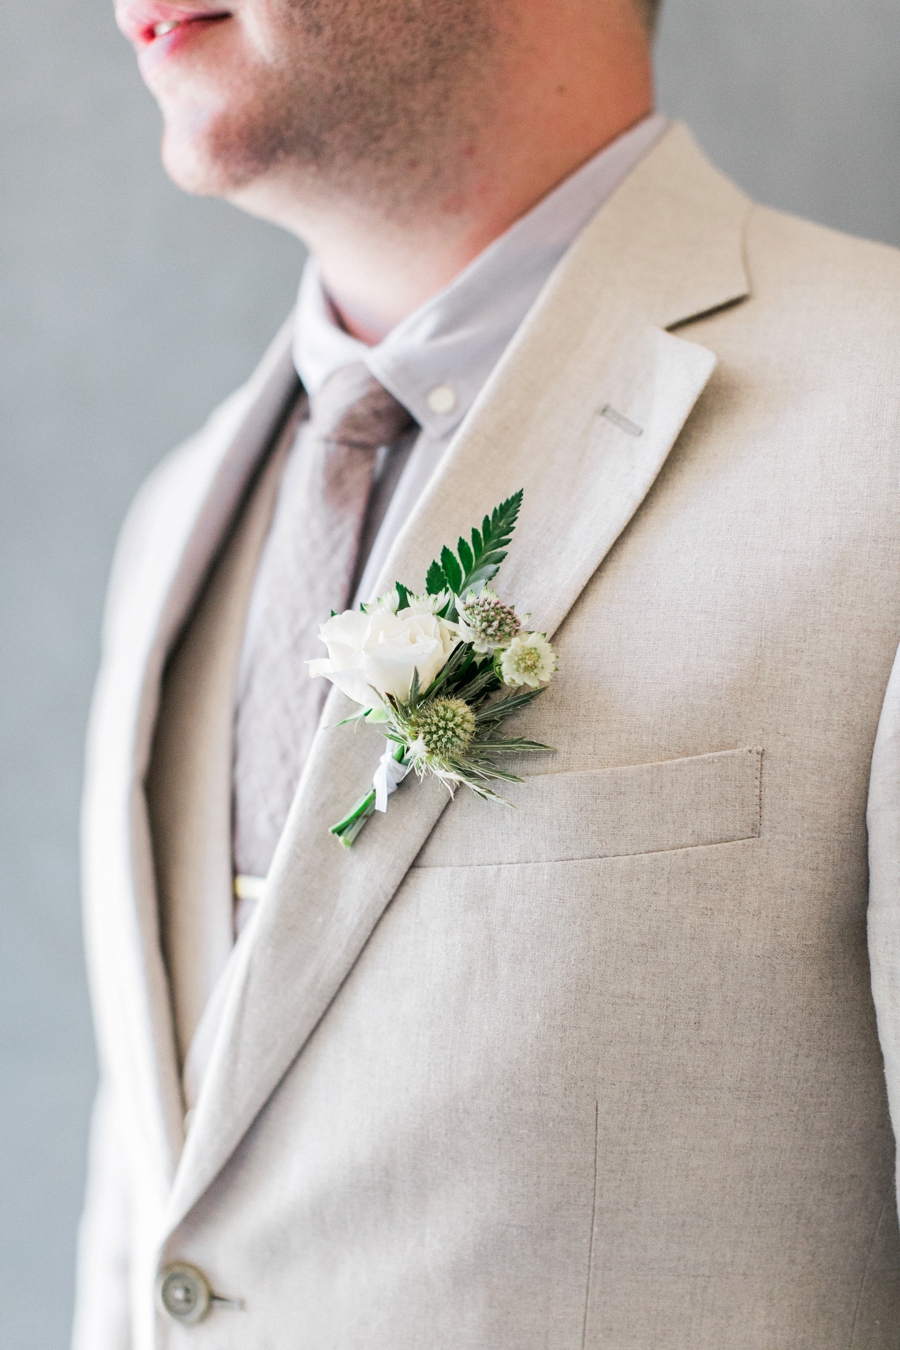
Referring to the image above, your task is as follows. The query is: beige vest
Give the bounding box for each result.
[146,420,292,1086]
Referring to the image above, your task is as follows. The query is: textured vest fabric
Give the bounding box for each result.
[146,423,292,1073]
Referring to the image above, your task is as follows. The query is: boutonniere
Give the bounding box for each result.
[309,490,557,846]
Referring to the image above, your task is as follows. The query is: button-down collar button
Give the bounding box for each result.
[157,1263,212,1325]
[426,384,457,415]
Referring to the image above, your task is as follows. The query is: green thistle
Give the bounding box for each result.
[411,697,477,760]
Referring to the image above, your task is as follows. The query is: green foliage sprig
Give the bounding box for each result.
[424,490,523,617]
[312,490,557,846]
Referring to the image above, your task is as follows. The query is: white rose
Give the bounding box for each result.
[309,603,459,708]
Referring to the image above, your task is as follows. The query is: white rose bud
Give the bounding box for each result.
[309,603,459,708]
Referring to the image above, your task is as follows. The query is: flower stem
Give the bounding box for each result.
[329,788,377,846]
[329,742,408,847]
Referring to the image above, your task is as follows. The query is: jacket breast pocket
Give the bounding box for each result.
[412,747,762,869]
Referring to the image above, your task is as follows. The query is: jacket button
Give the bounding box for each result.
[156,1263,212,1325]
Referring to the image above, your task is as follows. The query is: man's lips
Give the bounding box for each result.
[116,1,231,49]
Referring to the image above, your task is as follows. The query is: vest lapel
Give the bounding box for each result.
[164,124,751,1232]
[147,427,294,1077]
[83,317,300,1192]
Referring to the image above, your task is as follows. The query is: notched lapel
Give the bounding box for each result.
[502,325,717,635]
[373,323,717,651]
[167,123,748,1228]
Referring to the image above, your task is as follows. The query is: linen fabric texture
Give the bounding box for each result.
[74,125,900,1349]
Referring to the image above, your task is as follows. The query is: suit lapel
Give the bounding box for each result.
[165,124,751,1229]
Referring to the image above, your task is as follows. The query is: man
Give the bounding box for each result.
[73,0,900,1344]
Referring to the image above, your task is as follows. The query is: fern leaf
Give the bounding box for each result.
[456,489,524,595]
[425,490,524,601]
[425,559,447,596]
[440,545,463,594]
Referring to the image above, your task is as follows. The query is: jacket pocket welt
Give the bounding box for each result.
[412,747,762,869]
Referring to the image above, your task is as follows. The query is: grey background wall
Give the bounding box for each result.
[1,0,898,1344]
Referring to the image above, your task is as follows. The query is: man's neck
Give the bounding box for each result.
[230,4,654,343]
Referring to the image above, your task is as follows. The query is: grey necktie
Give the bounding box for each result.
[233,362,415,881]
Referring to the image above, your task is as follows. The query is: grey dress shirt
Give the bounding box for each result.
[292,112,668,603]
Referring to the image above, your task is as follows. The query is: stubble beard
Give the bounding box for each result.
[168,0,505,222]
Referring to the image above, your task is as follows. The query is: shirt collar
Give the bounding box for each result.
[293,112,668,439]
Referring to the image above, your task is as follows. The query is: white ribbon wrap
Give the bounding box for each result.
[373,740,412,812]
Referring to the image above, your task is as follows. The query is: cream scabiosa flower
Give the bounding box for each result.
[309,601,459,708]
[498,632,557,688]
[457,587,521,653]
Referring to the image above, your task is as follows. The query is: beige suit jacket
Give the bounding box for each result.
[73,124,900,1349]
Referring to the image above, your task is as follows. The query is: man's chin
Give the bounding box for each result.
[159,125,250,198]
[157,116,319,229]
